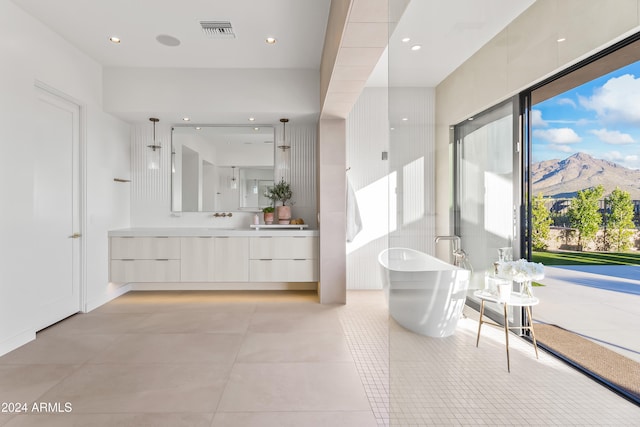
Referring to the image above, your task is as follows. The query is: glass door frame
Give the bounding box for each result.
[452,95,527,328]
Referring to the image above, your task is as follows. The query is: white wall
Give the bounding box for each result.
[345,86,437,290]
[346,88,390,289]
[435,0,640,252]
[0,0,130,354]
[103,67,320,124]
[388,88,436,253]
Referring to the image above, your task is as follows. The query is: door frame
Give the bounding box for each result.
[34,80,87,314]
[452,95,525,328]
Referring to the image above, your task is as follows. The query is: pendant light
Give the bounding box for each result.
[147,118,161,170]
[277,118,291,178]
[277,118,290,151]
[230,166,238,189]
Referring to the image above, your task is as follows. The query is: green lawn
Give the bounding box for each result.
[531,250,640,265]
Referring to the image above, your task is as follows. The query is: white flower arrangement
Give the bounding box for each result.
[496,259,544,283]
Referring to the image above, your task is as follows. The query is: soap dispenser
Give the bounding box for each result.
[253,213,260,225]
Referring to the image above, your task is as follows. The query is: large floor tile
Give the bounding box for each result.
[0,332,118,365]
[36,363,228,413]
[43,313,151,335]
[131,311,253,334]
[0,365,77,403]
[93,291,256,314]
[3,413,213,427]
[90,333,243,364]
[236,332,352,363]
[253,300,336,314]
[217,362,370,412]
[248,310,344,333]
[211,411,377,427]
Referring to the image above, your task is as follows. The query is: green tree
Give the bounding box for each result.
[567,185,604,250]
[605,187,635,252]
[531,193,553,250]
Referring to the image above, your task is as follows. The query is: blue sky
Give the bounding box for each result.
[532,60,640,169]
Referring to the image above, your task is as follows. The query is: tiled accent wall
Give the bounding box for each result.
[346,88,390,290]
[345,87,436,289]
[388,87,436,255]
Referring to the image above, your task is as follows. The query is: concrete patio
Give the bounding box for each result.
[533,265,640,363]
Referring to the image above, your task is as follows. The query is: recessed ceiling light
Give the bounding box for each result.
[557,37,566,42]
[183,117,190,121]
[248,117,255,121]
[401,37,411,43]
[468,117,474,121]
[195,127,201,130]
[109,36,121,44]
[402,118,408,121]
[390,127,395,131]
[410,45,422,51]
[254,127,259,131]
[265,37,277,44]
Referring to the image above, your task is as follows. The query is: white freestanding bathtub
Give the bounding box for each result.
[378,248,471,337]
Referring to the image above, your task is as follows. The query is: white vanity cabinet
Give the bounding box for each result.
[110,237,181,282]
[108,229,319,289]
[180,237,249,282]
[249,236,318,282]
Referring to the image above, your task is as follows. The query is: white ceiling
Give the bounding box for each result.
[11,0,536,121]
[10,0,331,69]
[368,0,536,87]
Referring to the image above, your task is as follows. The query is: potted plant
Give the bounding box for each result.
[262,206,275,225]
[271,178,293,224]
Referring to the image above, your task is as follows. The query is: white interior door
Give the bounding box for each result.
[32,85,81,330]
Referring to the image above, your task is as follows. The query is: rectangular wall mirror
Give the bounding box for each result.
[171,125,274,212]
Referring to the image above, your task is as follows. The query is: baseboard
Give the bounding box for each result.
[129,282,318,291]
[0,329,35,357]
[84,283,131,312]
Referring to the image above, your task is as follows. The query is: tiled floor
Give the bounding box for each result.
[0,290,638,426]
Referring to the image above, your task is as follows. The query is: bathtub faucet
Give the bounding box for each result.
[435,235,461,252]
[452,248,468,268]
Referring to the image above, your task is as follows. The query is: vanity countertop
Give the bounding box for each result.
[108,227,319,237]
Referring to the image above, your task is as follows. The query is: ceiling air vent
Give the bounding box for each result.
[200,21,236,39]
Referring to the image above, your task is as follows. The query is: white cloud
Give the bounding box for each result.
[533,128,582,144]
[589,128,635,144]
[576,118,593,126]
[604,151,640,169]
[604,150,624,161]
[530,109,547,127]
[548,144,573,153]
[580,74,640,125]
[622,154,640,169]
[557,97,577,108]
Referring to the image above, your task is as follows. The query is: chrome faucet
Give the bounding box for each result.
[435,235,461,252]
[212,212,233,218]
[435,235,470,268]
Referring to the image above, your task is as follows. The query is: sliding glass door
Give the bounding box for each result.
[453,98,522,321]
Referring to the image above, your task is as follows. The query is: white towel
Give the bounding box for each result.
[346,177,363,242]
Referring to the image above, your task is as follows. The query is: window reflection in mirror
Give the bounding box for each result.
[171,125,274,212]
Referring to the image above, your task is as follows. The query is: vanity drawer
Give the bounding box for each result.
[110,259,180,283]
[111,237,180,260]
[249,236,318,259]
[249,259,318,282]
[180,237,249,282]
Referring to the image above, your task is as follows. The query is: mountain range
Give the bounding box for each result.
[531,152,640,200]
